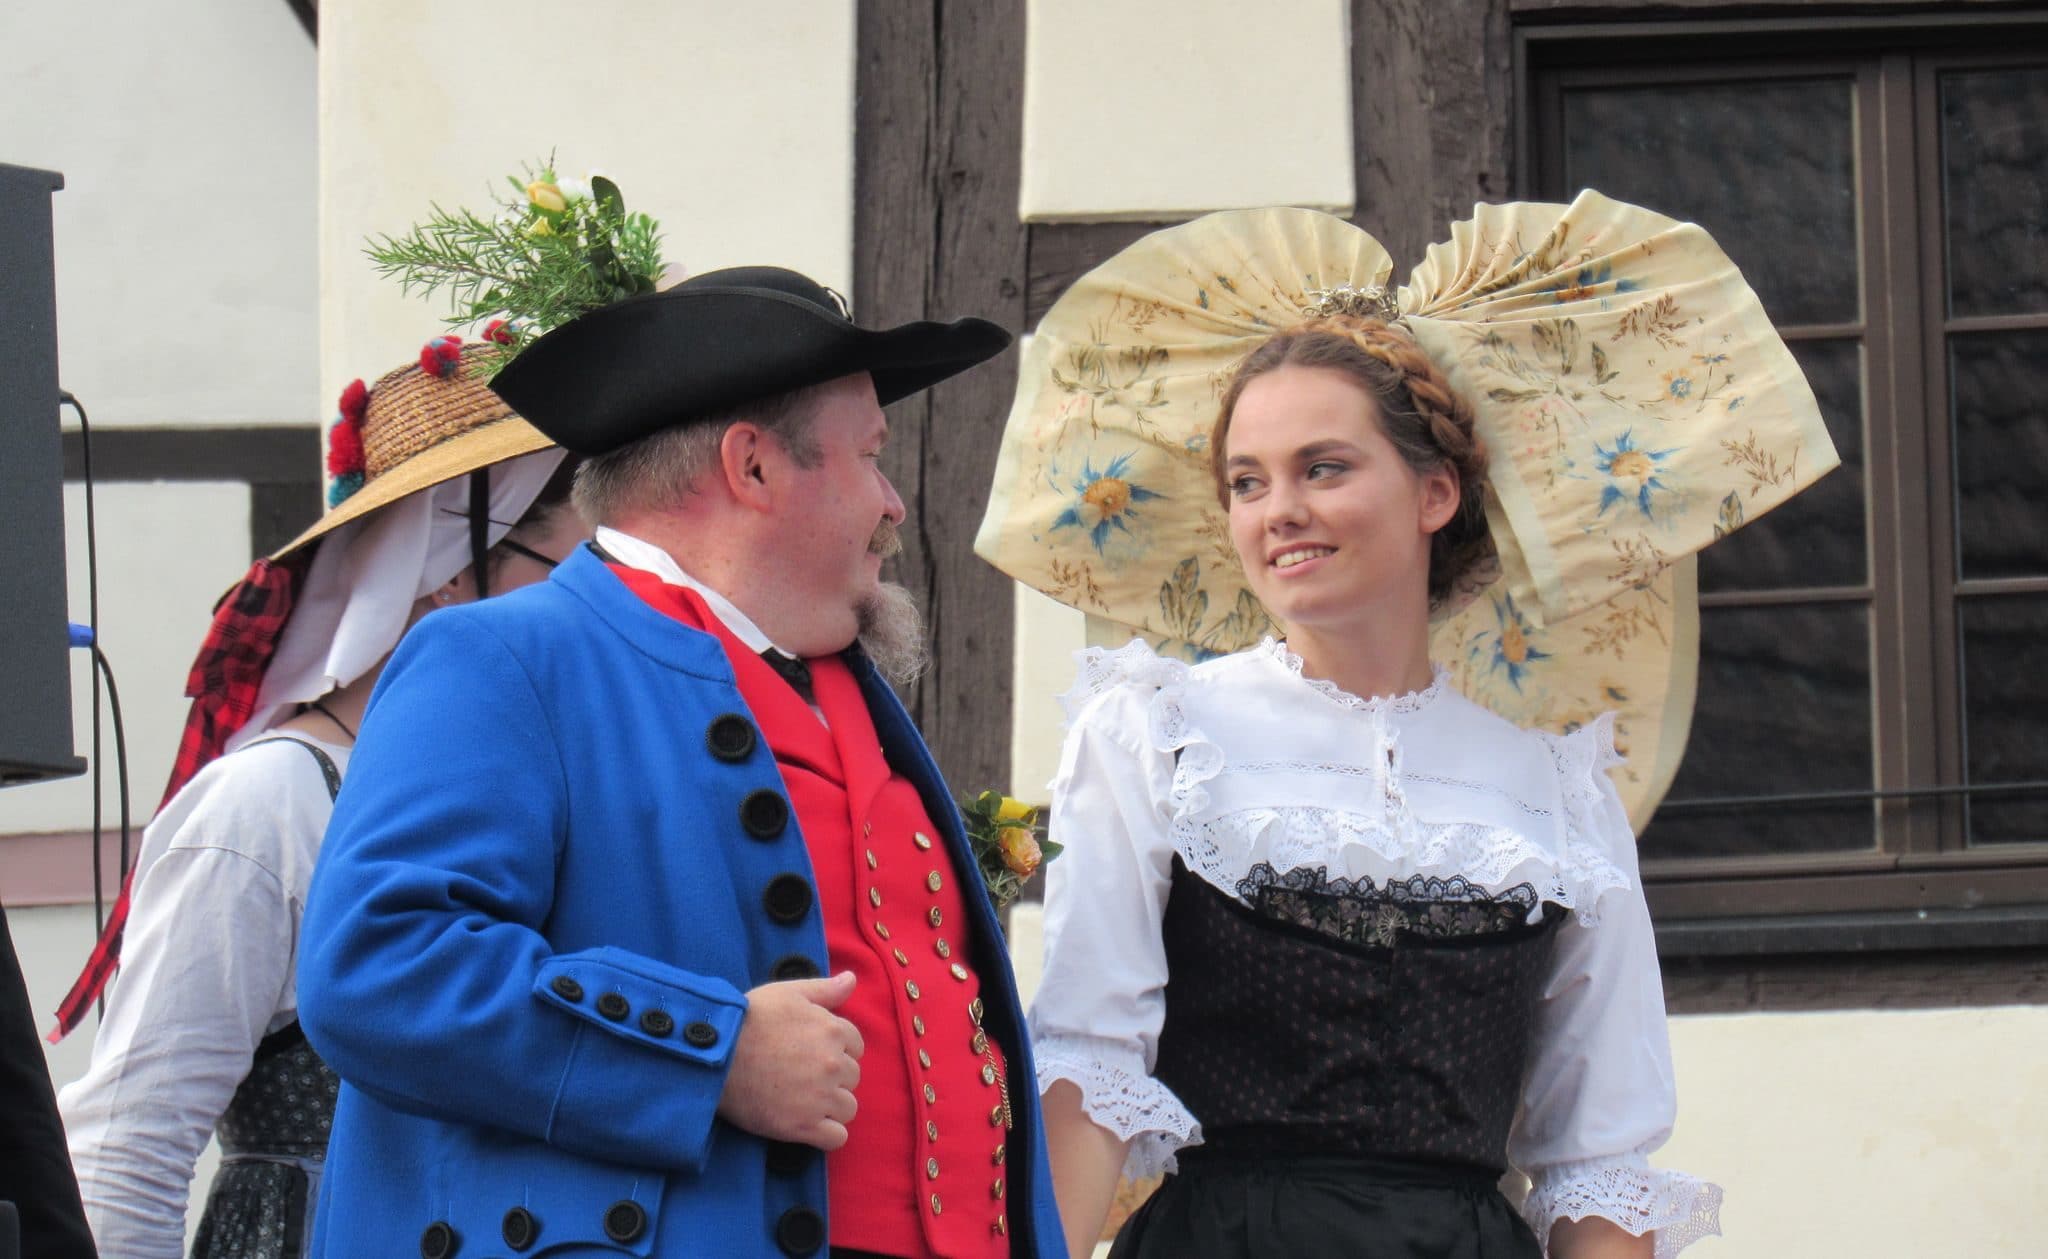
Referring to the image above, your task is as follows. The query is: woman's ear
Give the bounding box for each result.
[1418,464,1461,535]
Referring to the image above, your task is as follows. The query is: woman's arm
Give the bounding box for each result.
[1510,726,1723,1258]
[60,825,304,1259]
[1041,1080,1130,1259]
[1550,1214,1655,1259]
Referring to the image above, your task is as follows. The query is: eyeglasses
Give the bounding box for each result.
[494,538,561,570]
[435,506,561,570]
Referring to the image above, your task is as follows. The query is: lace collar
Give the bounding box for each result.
[1254,637,1449,717]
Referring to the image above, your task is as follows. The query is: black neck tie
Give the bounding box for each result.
[760,648,815,703]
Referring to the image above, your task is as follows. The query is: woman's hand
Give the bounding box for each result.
[1549,1214,1654,1258]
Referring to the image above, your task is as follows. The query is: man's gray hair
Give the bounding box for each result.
[570,383,826,526]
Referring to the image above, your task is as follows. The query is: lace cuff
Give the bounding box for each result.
[1031,1030,1202,1180]
[1523,1156,1724,1258]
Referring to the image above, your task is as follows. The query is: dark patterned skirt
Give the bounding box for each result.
[190,1024,339,1259]
[1108,1151,1541,1259]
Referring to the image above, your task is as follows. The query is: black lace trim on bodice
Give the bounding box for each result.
[1235,862,1542,948]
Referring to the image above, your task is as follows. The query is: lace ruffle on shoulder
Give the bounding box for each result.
[1059,639,1190,723]
[1523,1157,1725,1258]
[1030,1028,1203,1180]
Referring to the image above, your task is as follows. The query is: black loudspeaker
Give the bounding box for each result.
[0,163,84,788]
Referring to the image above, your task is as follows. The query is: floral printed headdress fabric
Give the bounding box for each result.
[975,191,1839,826]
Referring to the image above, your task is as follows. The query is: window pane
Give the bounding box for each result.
[1950,329,2048,581]
[1560,77,1858,326]
[1941,65,2048,318]
[1699,338,1867,593]
[1643,603,1873,858]
[1960,594,2048,844]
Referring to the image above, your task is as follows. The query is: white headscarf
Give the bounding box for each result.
[226,448,567,751]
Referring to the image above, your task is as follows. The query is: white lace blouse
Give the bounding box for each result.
[1030,638,1722,1257]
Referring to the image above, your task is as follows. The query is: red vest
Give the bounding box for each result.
[610,568,1012,1258]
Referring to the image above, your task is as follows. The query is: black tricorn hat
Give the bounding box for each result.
[489,265,1012,455]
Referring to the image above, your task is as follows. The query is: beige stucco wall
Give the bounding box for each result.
[1020,0,1354,220]
[320,0,856,407]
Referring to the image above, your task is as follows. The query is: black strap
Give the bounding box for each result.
[245,736,342,801]
[239,735,342,1067]
[468,467,492,600]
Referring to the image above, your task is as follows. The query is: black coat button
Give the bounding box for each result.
[602,1200,647,1244]
[550,975,584,1003]
[683,1020,719,1049]
[775,1204,826,1256]
[765,1140,813,1176]
[772,953,820,982]
[762,874,813,924]
[419,1221,457,1259]
[500,1206,538,1252]
[706,713,756,762]
[741,789,790,840]
[640,1009,674,1037]
[596,992,630,1021]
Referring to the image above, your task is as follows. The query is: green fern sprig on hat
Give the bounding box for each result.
[365,158,665,373]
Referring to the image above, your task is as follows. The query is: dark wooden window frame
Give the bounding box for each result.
[1516,9,2048,952]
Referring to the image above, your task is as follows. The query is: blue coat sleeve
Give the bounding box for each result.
[296,611,746,1173]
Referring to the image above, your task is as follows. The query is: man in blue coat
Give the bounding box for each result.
[298,267,1066,1259]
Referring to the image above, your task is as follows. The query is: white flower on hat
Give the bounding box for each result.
[558,176,592,204]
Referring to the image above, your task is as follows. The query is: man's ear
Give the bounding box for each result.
[1419,463,1461,535]
[719,422,775,512]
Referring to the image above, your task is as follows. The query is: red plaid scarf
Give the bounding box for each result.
[49,552,309,1040]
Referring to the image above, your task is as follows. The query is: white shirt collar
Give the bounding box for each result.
[594,526,784,656]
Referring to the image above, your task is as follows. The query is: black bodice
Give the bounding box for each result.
[214,1023,338,1158]
[1150,858,1564,1172]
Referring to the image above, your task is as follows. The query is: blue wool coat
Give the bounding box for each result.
[297,545,1064,1258]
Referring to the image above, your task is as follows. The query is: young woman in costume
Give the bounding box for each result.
[55,339,586,1259]
[978,197,1840,1257]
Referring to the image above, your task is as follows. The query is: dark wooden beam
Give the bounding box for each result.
[855,0,1028,796]
[61,424,321,560]
[1352,0,1516,266]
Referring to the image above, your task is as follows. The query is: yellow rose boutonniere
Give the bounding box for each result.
[960,790,1064,909]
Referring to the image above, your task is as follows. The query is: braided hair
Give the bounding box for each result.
[1209,315,1494,611]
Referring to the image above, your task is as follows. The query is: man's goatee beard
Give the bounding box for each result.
[856,580,930,685]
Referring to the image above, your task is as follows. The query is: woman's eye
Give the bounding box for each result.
[1227,475,1262,497]
[1307,460,1347,479]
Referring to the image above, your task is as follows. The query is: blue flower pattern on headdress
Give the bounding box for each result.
[1050,452,1165,553]
[1594,431,1680,521]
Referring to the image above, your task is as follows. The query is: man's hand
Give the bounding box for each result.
[716,971,864,1149]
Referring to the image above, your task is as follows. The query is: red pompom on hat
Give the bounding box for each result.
[483,319,517,345]
[419,334,464,379]
[325,379,369,480]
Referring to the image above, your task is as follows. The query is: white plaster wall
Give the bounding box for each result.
[1011,583,1089,803]
[320,0,856,407]
[1662,1007,2048,1256]
[0,0,318,425]
[0,482,255,836]
[1020,0,1354,221]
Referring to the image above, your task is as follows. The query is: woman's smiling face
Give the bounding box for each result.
[1222,364,1458,633]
